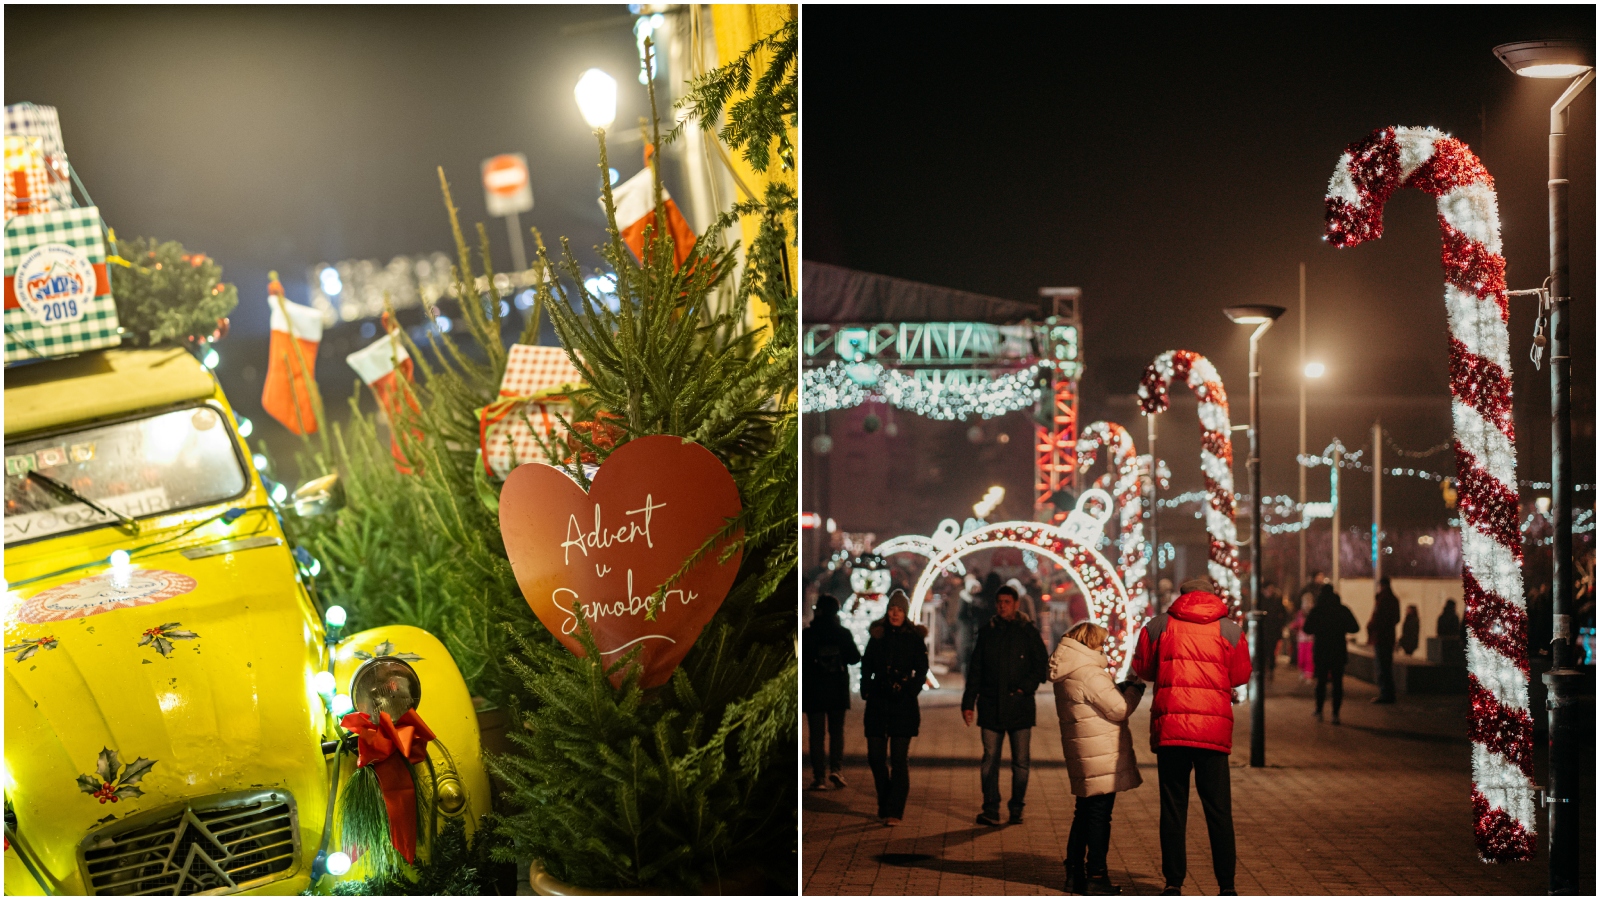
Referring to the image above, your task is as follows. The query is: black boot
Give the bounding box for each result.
[1064,862,1087,895]
[1086,872,1121,895]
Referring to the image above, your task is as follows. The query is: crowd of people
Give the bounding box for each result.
[803,551,1595,895]
[804,574,1255,895]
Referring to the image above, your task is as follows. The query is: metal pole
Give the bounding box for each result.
[1299,263,1308,590]
[1372,421,1382,589]
[1248,326,1267,768]
[505,212,529,276]
[1331,443,1342,588]
[1543,68,1591,897]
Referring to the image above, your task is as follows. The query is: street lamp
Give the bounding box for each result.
[1225,303,1285,769]
[1493,38,1593,896]
[574,68,618,131]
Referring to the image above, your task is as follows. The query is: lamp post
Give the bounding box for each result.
[1493,39,1593,896]
[1225,304,1286,769]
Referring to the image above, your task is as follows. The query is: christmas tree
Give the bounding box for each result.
[286,17,797,894]
[106,236,238,347]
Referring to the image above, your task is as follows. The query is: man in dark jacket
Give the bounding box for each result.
[1368,577,1402,703]
[962,584,1049,826]
[803,594,862,790]
[1131,575,1252,897]
[1303,583,1360,722]
[861,591,930,825]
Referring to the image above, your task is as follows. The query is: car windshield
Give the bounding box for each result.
[4,404,249,544]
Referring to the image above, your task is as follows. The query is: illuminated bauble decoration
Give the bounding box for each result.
[811,434,833,455]
[908,490,1136,677]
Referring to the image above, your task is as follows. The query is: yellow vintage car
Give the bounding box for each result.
[3,347,491,895]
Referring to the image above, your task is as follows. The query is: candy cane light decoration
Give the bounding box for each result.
[1137,351,1242,609]
[1325,126,1531,863]
[1077,421,1152,644]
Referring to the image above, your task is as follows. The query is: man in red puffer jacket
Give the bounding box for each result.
[1131,575,1252,896]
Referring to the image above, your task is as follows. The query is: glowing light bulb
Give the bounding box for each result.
[110,550,131,568]
[253,454,269,472]
[331,694,354,716]
[1304,361,1326,378]
[236,415,253,438]
[326,851,352,876]
[574,68,618,129]
[313,671,336,697]
[201,348,220,370]
[271,482,289,504]
[325,605,347,628]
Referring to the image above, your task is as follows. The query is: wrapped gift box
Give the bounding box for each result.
[5,136,54,218]
[5,206,122,363]
[478,343,586,479]
[4,103,73,209]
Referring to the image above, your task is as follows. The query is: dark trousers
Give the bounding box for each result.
[867,735,911,818]
[1374,640,1396,699]
[1314,662,1345,714]
[806,710,846,782]
[1065,793,1117,876]
[979,727,1032,817]
[1157,747,1235,890]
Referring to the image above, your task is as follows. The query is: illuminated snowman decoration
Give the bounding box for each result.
[840,553,891,692]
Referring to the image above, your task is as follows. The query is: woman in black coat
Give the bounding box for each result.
[803,594,862,790]
[1301,584,1359,723]
[861,590,929,825]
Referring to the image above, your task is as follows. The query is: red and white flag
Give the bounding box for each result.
[260,275,322,435]
[347,333,420,470]
[606,165,697,271]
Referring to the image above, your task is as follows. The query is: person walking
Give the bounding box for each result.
[1291,595,1316,681]
[860,590,929,826]
[1130,575,1252,897]
[1257,582,1285,681]
[1399,605,1421,656]
[1051,620,1144,895]
[803,594,861,791]
[962,584,1050,826]
[1302,583,1359,723]
[1368,576,1401,703]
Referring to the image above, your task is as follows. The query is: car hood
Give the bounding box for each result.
[3,536,329,891]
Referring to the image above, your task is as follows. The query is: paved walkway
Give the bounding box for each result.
[803,661,1594,896]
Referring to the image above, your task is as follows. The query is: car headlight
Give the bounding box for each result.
[349,657,421,721]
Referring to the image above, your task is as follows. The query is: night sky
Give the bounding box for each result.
[5,5,666,468]
[802,7,1595,585]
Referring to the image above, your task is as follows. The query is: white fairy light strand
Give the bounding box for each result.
[800,360,1041,420]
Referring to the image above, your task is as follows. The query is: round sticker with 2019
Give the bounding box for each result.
[14,242,94,326]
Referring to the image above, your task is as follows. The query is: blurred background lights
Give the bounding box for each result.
[319,266,343,296]
[271,482,289,504]
[235,415,253,438]
[201,347,220,370]
[436,315,453,333]
[608,167,620,186]
[252,453,269,472]
[574,68,618,129]
[514,289,536,310]
[1304,361,1326,378]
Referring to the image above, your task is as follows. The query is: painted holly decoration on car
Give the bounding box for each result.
[139,622,199,657]
[77,748,156,804]
[5,635,58,662]
[352,639,422,662]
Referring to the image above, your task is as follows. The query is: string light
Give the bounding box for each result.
[801,360,1041,420]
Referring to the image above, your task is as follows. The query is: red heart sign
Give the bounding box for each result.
[499,435,742,688]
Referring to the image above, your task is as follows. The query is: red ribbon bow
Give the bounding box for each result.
[340,709,436,862]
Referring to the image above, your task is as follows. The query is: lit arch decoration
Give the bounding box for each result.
[873,519,966,576]
[909,490,1134,677]
[1077,421,1153,640]
[1324,125,1529,862]
[1137,350,1242,610]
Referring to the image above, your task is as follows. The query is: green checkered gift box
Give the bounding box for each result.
[4,205,121,363]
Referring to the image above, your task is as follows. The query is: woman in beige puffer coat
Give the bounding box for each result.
[1050,621,1143,895]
